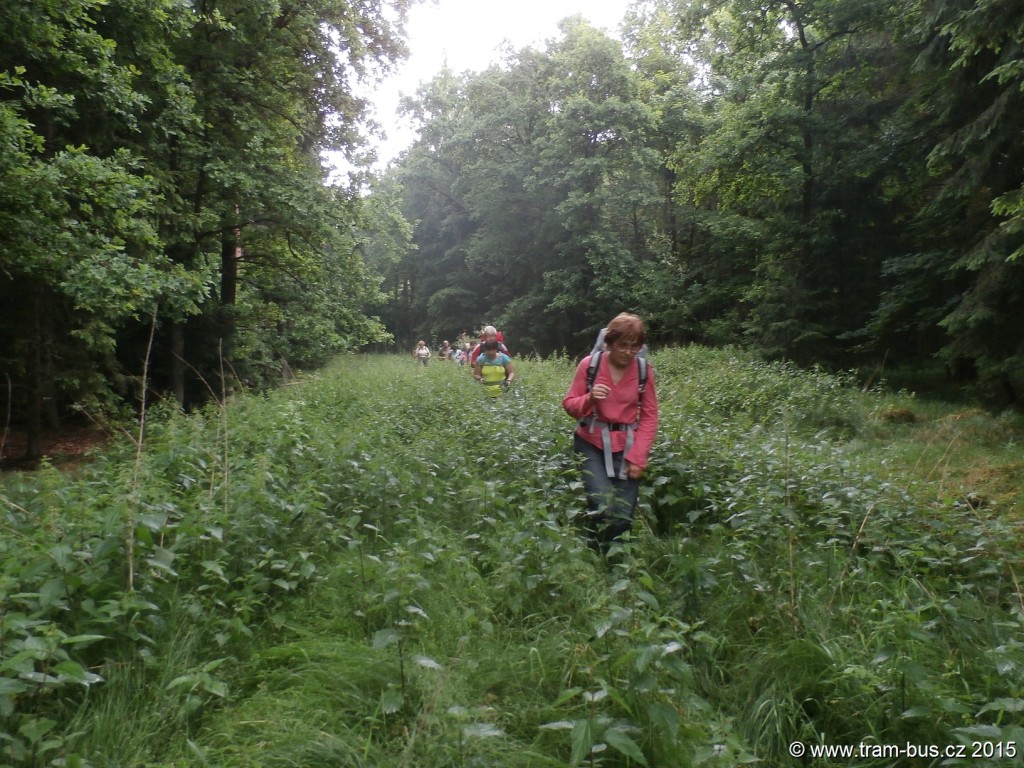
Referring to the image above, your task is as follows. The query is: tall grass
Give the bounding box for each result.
[1,349,1022,766]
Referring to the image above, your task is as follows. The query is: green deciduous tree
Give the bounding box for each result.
[2,0,414,459]
[392,18,661,354]
[149,0,409,404]
[0,1,203,459]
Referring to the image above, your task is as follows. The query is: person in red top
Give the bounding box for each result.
[562,313,659,550]
[469,325,509,366]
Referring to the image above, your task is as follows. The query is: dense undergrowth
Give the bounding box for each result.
[2,348,1023,766]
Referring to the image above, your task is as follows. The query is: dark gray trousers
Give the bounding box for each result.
[574,433,639,546]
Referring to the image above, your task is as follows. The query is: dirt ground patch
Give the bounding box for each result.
[0,425,109,471]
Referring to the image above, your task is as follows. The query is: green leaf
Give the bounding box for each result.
[0,678,30,695]
[167,674,196,691]
[372,628,400,650]
[570,718,598,767]
[18,717,57,743]
[380,689,403,714]
[646,701,680,736]
[552,687,583,706]
[539,720,576,731]
[53,660,102,685]
[19,672,61,686]
[139,513,168,532]
[603,726,649,766]
[635,590,661,610]
[203,677,228,698]
[463,723,505,738]
[900,706,931,719]
[978,698,1024,714]
[61,634,108,646]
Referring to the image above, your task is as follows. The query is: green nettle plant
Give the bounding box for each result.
[1,350,1022,766]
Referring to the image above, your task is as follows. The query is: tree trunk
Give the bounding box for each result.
[24,289,45,461]
[220,215,241,306]
[171,321,186,408]
[664,165,679,263]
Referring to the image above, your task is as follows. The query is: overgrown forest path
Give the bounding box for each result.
[4,352,1023,766]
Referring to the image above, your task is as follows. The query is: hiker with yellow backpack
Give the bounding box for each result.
[472,334,515,397]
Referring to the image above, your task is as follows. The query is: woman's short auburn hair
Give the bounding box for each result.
[603,313,645,346]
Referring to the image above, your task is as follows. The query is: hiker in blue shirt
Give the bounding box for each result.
[473,338,514,396]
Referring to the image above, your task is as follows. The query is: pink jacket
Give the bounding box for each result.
[562,354,659,470]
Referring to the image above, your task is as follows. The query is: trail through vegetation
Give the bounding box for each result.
[2,351,1023,766]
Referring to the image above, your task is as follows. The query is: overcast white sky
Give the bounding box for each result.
[356,0,633,170]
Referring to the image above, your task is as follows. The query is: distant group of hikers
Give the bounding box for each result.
[412,325,515,397]
[412,313,659,554]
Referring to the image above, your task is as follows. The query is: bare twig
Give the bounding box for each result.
[127,308,159,591]
[828,503,876,610]
[171,350,221,406]
[219,339,229,516]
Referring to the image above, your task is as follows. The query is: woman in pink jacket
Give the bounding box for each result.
[562,313,659,550]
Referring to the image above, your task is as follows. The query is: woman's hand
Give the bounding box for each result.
[624,461,644,480]
[590,383,610,403]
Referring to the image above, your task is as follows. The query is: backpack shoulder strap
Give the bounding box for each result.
[587,352,647,393]
[586,350,602,392]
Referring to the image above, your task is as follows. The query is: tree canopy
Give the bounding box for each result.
[376,0,1024,404]
[1,0,411,459]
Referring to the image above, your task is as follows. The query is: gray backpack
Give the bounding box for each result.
[591,328,647,358]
